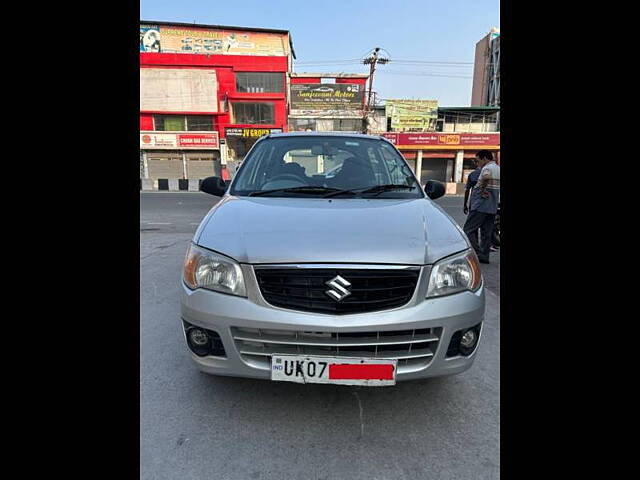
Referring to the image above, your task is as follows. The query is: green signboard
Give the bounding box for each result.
[385,100,439,131]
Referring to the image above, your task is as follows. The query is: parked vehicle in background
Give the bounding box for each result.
[492,202,501,247]
[181,132,485,386]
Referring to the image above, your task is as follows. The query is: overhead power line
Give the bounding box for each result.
[294,58,473,65]
[378,71,472,79]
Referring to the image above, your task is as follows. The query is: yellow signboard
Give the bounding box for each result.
[142,25,289,56]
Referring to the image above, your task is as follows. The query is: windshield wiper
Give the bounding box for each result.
[248,186,344,197]
[361,184,417,196]
[323,183,416,198]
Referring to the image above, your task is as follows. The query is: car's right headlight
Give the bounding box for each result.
[183,243,247,297]
[426,249,482,298]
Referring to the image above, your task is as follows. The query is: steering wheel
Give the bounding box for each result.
[268,173,307,183]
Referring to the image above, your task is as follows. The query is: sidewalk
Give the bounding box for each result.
[480,250,500,296]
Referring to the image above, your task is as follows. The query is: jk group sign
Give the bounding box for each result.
[383,133,500,150]
[140,132,220,149]
[225,128,283,138]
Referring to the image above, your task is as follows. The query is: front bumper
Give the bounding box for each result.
[180,265,485,382]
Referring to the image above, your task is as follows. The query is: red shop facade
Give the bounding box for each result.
[382,132,500,186]
[139,21,294,181]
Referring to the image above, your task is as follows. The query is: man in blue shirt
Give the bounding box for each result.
[463,158,481,215]
[463,150,500,264]
[464,158,499,252]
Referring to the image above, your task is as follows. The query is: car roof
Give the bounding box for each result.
[267,131,386,141]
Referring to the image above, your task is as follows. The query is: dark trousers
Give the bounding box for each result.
[463,210,496,261]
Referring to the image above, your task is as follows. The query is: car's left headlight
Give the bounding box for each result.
[183,243,247,297]
[426,249,482,298]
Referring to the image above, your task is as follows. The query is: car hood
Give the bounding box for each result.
[195,196,469,265]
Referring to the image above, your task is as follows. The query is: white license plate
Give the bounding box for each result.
[270,354,397,386]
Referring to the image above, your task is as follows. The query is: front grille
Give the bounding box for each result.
[232,327,441,374]
[254,267,420,314]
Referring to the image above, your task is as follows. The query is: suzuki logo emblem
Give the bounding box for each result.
[325,275,352,302]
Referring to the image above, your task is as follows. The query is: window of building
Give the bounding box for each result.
[232,102,275,124]
[154,115,185,131]
[289,117,316,132]
[153,115,214,131]
[235,73,284,93]
[186,115,214,131]
[333,119,362,132]
[289,118,317,131]
[444,115,457,125]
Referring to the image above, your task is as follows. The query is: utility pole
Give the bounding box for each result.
[362,47,389,133]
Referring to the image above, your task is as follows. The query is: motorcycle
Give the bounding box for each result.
[492,203,501,247]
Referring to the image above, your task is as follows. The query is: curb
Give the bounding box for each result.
[139,179,466,195]
[140,178,202,191]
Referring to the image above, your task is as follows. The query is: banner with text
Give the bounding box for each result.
[290,84,364,115]
[140,24,289,56]
[383,132,500,148]
[225,127,283,138]
[385,100,439,131]
[140,132,220,149]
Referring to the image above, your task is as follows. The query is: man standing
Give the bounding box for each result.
[463,150,500,264]
[463,157,480,215]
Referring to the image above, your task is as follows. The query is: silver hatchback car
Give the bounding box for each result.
[181,132,484,386]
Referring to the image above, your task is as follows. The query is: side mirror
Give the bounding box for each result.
[423,180,445,200]
[200,176,228,196]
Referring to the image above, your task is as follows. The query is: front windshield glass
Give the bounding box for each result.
[230,136,423,199]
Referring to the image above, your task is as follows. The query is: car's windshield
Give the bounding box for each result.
[230,136,423,199]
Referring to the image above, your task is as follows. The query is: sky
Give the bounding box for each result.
[140,0,499,106]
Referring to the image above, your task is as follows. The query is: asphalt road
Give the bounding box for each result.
[140,192,500,480]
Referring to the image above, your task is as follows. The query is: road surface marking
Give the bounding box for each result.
[147,222,172,225]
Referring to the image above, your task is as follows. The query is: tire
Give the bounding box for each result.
[492,214,500,247]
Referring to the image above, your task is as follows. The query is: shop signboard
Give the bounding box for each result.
[382,132,500,148]
[139,24,289,56]
[225,128,282,138]
[385,100,439,131]
[290,84,364,115]
[140,132,219,149]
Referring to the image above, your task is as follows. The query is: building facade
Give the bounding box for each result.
[288,73,368,133]
[471,27,500,107]
[382,131,500,191]
[372,103,500,190]
[140,21,295,184]
[437,106,499,133]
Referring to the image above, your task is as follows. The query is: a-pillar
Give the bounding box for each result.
[416,150,423,184]
[454,150,464,183]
